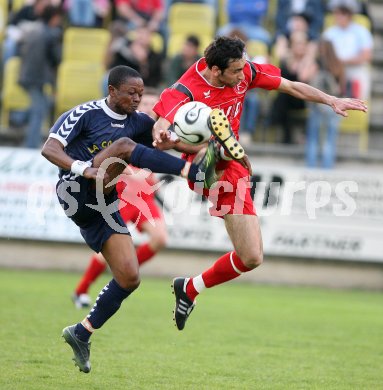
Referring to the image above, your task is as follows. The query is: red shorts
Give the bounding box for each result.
[119,196,162,232]
[186,155,256,218]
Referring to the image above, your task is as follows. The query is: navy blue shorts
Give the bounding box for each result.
[56,176,130,253]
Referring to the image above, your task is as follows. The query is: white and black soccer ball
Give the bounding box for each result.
[173,101,212,145]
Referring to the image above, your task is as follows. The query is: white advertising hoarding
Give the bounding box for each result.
[0,147,382,262]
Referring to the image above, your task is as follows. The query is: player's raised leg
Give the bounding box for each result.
[88,136,219,193]
[173,214,263,330]
[208,109,245,160]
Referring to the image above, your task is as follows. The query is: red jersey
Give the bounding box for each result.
[153,58,281,138]
[115,0,163,14]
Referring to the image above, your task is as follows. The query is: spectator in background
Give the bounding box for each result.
[217,0,270,45]
[114,0,166,36]
[166,35,200,86]
[323,0,373,100]
[18,5,63,148]
[269,31,317,144]
[306,39,345,169]
[2,0,51,64]
[105,24,163,89]
[274,0,325,63]
[64,0,111,27]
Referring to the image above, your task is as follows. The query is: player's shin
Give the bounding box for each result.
[186,251,251,301]
[74,279,134,341]
[128,143,215,184]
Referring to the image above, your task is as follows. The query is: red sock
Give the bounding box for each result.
[186,252,251,301]
[136,243,156,265]
[75,255,107,295]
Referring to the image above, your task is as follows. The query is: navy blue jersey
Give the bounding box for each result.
[49,98,155,179]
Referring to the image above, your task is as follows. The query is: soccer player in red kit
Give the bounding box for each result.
[152,36,368,330]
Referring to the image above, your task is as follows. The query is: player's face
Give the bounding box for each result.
[109,77,144,115]
[217,58,246,88]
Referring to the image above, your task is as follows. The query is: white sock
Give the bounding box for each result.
[192,274,206,293]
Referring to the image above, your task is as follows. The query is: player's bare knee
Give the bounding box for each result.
[113,262,141,290]
[113,137,136,160]
[118,272,141,290]
[240,250,263,269]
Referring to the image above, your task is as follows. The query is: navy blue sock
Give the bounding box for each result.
[74,279,133,342]
[129,144,200,181]
[74,323,92,342]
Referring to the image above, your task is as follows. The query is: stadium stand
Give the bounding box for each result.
[54,60,105,117]
[0,57,30,130]
[62,27,111,63]
[338,102,370,152]
[246,39,269,59]
[10,0,25,13]
[167,2,216,57]
[167,2,216,36]
[0,0,8,41]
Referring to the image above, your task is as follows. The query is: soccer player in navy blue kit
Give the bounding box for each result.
[41,65,217,373]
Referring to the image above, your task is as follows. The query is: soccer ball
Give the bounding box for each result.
[173,101,212,145]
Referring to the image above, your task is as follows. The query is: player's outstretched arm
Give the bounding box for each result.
[277,78,368,117]
[41,138,101,181]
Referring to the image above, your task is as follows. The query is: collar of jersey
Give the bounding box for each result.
[196,58,225,89]
[101,98,127,120]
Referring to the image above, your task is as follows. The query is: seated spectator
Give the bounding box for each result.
[114,0,166,35]
[64,0,111,27]
[323,0,373,100]
[268,31,317,144]
[217,0,270,45]
[274,0,325,63]
[105,25,163,88]
[18,5,64,148]
[275,0,325,42]
[166,35,200,86]
[305,39,345,169]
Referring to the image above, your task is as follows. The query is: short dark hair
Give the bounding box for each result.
[108,65,142,89]
[186,35,200,48]
[41,5,64,24]
[204,36,246,71]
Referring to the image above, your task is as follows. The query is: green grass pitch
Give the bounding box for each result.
[0,268,382,389]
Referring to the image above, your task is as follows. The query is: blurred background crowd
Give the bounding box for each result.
[0,0,380,170]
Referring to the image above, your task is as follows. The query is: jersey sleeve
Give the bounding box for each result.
[153,86,191,123]
[48,108,88,147]
[250,63,282,90]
